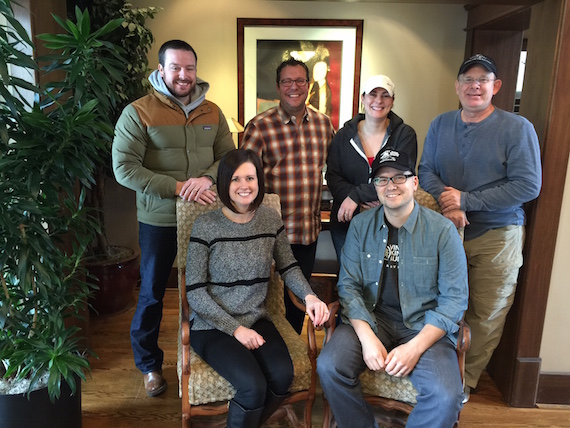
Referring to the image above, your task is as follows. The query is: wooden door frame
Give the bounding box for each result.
[465,0,570,407]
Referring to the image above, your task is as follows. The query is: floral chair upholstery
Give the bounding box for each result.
[176,189,317,427]
[321,187,471,427]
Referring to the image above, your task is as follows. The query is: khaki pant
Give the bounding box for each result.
[463,225,525,389]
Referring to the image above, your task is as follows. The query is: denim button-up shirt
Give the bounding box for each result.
[338,202,468,345]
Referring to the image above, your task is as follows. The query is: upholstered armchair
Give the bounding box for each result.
[321,187,471,428]
[176,190,318,427]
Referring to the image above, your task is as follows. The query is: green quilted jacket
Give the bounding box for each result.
[112,90,235,227]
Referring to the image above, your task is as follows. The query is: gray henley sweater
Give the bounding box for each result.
[419,108,541,240]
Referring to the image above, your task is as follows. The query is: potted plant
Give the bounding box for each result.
[0,2,127,423]
[67,0,161,315]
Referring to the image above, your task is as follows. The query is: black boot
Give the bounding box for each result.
[226,399,263,428]
[258,389,290,427]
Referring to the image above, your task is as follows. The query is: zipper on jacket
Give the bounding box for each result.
[349,137,373,183]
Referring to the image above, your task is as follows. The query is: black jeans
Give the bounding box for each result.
[329,218,350,263]
[191,319,293,410]
[288,241,318,333]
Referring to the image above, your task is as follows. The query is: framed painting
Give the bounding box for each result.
[237,18,363,131]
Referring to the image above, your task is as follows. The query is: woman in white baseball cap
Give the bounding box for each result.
[326,75,418,260]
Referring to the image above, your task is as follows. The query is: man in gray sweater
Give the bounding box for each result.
[418,54,542,400]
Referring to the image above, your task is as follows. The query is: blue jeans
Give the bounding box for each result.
[317,319,463,428]
[130,222,177,373]
[191,319,293,410]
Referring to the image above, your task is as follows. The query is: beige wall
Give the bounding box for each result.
[540,153,570,372]
[130,0,466,152]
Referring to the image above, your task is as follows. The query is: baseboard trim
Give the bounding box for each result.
[537,373,570,405]
[508,357,541,407]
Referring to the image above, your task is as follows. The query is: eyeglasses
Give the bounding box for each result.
[373,173,414,187]
[279,78,309,87]
[458,76,495,85]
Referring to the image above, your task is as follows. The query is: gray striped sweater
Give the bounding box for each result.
[185,205,315,335]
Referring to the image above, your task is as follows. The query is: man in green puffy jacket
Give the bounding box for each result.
[112,39,235,397]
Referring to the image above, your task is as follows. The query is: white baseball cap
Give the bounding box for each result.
[362,75,395,97]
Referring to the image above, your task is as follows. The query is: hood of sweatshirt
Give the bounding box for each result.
[148,69,210,116]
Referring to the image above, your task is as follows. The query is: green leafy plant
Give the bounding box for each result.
[0,1,128,401]
[97,1,160,117]
[67,0,161,259]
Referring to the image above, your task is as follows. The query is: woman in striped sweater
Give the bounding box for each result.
[186,149,329,428]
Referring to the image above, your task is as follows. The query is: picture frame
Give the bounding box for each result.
[237,18,363,131]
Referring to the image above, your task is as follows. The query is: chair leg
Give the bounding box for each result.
[304,389,315,428]
[322,395,335,428]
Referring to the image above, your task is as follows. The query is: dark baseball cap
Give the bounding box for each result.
[458,54,498,77]
[371,147,416,177]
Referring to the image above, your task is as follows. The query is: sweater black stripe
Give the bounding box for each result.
[189,236,209,246]
[278,262,300,276]
[186,276,271,292]
[208,232,277,247]
[189,227,285,247]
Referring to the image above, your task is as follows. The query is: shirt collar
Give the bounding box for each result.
[277,104,309,124]
[378,201,420,234]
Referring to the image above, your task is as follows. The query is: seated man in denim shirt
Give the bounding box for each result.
[317,147,469,428]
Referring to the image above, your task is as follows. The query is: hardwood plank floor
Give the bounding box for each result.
[82,289,570,427]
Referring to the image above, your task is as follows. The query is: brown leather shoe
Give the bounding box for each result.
[143,371,167,397]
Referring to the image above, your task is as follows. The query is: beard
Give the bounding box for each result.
[166,79,194,99]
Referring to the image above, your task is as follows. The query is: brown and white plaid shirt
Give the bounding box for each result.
[241,105,334,245]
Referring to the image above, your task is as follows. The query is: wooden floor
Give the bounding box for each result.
[82,289,570,427]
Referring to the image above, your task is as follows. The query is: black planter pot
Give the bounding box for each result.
[0,377,82,428]
[87,246,140,315]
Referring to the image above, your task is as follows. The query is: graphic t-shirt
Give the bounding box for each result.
[375,219,403,322]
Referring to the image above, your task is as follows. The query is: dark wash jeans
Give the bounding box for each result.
[329,217,350,263]
[130,222,177,374]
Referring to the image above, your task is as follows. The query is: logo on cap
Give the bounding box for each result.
[467,53,493,66]
[380,150,400,163]
[458,53,498,77]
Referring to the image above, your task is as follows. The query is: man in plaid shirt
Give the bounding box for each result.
[242,58,335,333]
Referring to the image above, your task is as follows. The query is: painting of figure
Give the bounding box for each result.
[256,40,342,129]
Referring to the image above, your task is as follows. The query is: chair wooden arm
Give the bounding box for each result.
[180,268,191,349]
[321,301,340,345]
[456,319,470,388]
[179,267,191,421]
[284,287,321,413]
[286,287,307,313]
[285,288,319,358]
[457,319,471,354]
